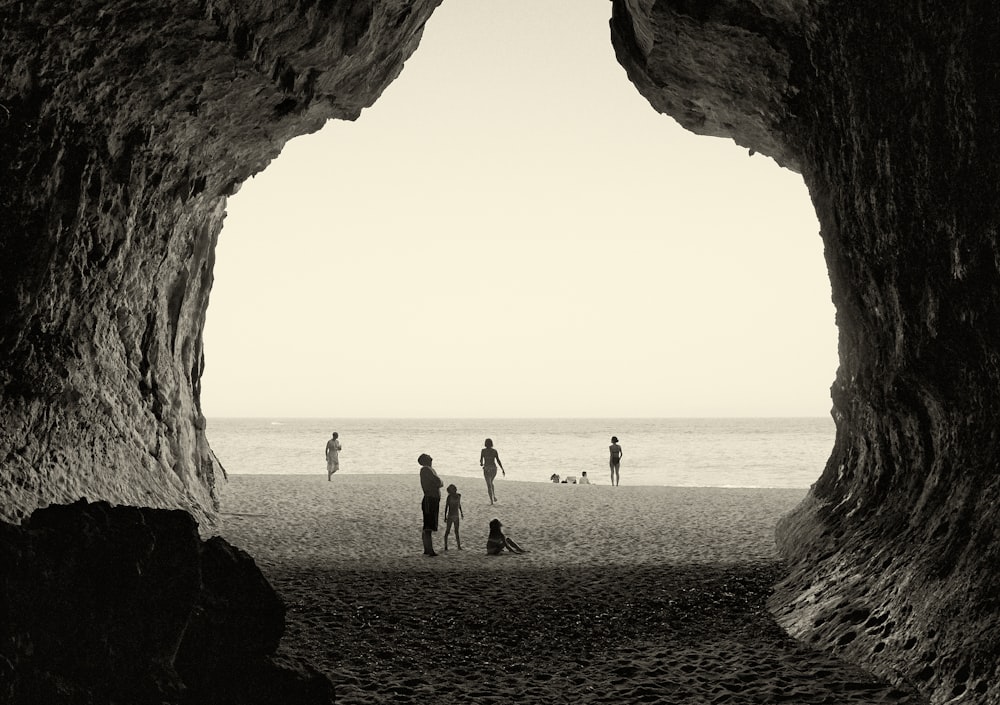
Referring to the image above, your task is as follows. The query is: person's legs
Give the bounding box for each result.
[444,519,453,550]
[421,496,439,556]
[454,520,462,550]
[506,537,527,554]
[485,470,496,503]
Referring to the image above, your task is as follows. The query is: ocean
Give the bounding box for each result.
[206,417,834,489]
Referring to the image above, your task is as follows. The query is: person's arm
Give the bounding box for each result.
[497,453,505,475]
[459,501,464,519]
[325,443,331,461]
[479,449,485,467]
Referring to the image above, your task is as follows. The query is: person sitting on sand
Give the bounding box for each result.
[443,484,464,551]
[325,431,342,480]
[480,438,505,504]
[550,473,560,483]
[579,471,591,484]
[486,518,527,555]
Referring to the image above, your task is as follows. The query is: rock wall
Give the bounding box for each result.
[0,499,333,704]
[612,1,1000,702]
[0,0,442,524]
[2,1,1000,703]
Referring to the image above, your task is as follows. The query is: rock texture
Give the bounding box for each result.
[0,499,332,704]
[2,0,1000,703]
[612,1,1000,702]
[0,0,442,524]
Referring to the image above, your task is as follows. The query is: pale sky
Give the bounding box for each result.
[201,0,838,419]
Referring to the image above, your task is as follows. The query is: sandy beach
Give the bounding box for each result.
[212,474,925,704]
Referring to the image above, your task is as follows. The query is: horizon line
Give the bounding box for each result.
[205,414,833,420]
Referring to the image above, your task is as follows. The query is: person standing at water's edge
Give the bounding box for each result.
[480,438,504,505]
[419,453,443,556]
[609,436,622,486]
[325,432,342,480]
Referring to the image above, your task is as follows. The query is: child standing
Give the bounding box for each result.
[443,484,464,550]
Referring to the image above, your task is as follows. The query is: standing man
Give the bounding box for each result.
[325,431,342,480]
[609,436,623,486]
[419,453,443,556]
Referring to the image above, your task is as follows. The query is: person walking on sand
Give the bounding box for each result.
[486,518,528,555]
[419,453,443,556]
[325,431,342,480]
[443,484,464,551]
[609,436,623,486]
[480,438,504,504]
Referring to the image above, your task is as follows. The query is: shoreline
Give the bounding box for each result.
[218,470,815,490]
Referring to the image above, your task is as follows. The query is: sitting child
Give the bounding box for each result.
[550,473,560,483]
[486,518,528,555]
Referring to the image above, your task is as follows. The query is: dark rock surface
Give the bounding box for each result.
[0,0,443,525]
[2,0,1000,702]
[0,499,332,704]
[613,1,1000,702]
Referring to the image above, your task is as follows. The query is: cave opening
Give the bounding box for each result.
[201,1,835,489]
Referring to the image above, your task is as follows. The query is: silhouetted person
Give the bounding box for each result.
[609,436,622,486]
[480,438,504,504]
[486,518,527,555]
[443,483,464,550]
[419,453,443,556]
[325,431,342,480]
